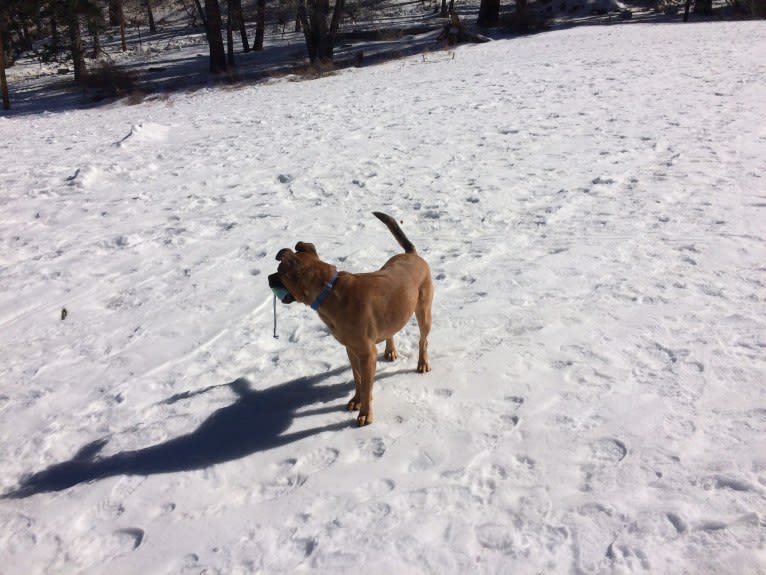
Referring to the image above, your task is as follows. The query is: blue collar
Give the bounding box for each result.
[310,270,339,311]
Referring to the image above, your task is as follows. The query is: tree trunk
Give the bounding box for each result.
[226,0,235,66]
[695,0,713,14]
[329,0,345,38]
[298,0,344,64]
[119,1,127,51]
[50,10,60,51]
[1,26,10,110]
[204,0,227,72]
[67,4,86,82]
[297,1,314,60]
[477,0,500,26]
[146,0,157,33]
[314,0,331,63]
[254,0,265,51]
[19,17,32,50]
[109,0,121,26]
[194,0,207,25]
[516,0,529,30]
[91,25,100,58]
[231,0,249,51]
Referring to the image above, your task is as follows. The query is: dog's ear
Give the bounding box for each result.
[276,248,294,262]
[295,242,318,256]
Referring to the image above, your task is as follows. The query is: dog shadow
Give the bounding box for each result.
[3,367,353,499]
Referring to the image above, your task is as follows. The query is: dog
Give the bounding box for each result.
[269,212,433,426]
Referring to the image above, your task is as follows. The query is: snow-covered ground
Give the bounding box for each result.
[1,20,765,575]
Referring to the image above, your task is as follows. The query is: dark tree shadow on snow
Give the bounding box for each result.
[3,367,353,498]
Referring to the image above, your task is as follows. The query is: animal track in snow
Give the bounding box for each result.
[606,540,651,570]
[700,475,758,493]
[590,438,628,464]
[296,447,340,474]
[352,478,396,500]
[501,414,520,427]
[665,512,687,535]
[663,414,697,439]
[351,501,394,525]
[113,527,144,550]
[256,448,340,501]
[475,523,517,553]
[498,396,525,428]
[356,436,387,459]
[408,450,438,472]
[580,438,627,492]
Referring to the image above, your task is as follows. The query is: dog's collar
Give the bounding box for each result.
[310,270,339,311]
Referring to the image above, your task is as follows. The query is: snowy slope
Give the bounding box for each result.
[1,21,765,575]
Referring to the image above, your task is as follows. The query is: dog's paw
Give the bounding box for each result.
[347,397,361,412]
[384,349,398,361]
[357,412,373,426]
[417,361,431,373]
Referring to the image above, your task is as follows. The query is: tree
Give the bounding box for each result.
[254,0,265,51]
[146,0,157,33]
[1,0,107,89]
[61,0,105,81]
[1,22,10,110]
[204,0,227,72]
[695,0,713,14]
[116,0,127,51]
[66,0,86,81]
[477,0,500,26]
[108,0,120,25]
[226,0,235,66]
[297,0,346,64]
[231,0,250,51]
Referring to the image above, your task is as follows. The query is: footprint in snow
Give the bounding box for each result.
[590,437,628,464]
[579,438,627,492]
[256,448,340,501]
[354,436,387,460]
[113,527,144,551]
[500,396,524,428]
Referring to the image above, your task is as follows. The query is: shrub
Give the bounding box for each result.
[82,61,142,102]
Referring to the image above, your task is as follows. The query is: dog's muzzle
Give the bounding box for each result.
[268,273,295,304]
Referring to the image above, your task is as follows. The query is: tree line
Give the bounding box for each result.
[4,0,762,111]
[0,0,360,109]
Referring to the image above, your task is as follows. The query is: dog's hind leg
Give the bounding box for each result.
[415,282,433,374]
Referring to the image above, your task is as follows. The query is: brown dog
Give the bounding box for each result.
[269,212,433,426]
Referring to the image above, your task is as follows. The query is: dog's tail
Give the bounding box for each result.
[373,212,416,254]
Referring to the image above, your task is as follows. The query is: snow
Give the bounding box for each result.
[2,20,766,575]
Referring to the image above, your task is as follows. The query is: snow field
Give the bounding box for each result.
[1,21,765,575]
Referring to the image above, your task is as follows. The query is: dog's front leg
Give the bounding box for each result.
[354,345,377,426]
[384,338,398,361]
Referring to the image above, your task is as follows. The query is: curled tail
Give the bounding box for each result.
[373,212,416,254]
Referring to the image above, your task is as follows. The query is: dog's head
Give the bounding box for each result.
[268,241,327,305]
